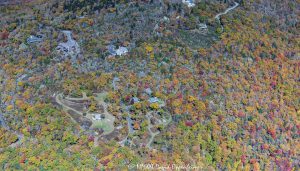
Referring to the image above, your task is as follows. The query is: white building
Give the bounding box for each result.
[107,45,128,56]
[148,97,159,103]
[148,97,166,107]
[115,47,128,56]
[182,0,195,7]
[27,35,43,44]
[93,114,102,121]
[132,97,140,103]
[199,23,208,29]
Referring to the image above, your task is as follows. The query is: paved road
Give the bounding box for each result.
[215,2,239,20]
[215,2,239,32]
[145,111,172,149]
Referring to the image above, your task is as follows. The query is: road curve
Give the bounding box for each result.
[215,2,239,20]
[215,2,239,32]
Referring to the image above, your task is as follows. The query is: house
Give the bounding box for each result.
[27,35,43,44]
[92,114,105,121]
[107,45,128,56]
[132,97,140,103]
[198,23,208,30]
[19,43,27,50]
[163,16,170,23]
[93,114,101,120]
[148,97,166,107]
[138,71,146,78]
[182,0,195,7]
[115,47,128,56]
[198,23,208,34]
[145,88,152,95]
[148,97,159,103]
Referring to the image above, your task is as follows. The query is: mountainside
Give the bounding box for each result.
[0,0,299,170]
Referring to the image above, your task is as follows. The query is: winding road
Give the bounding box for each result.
[145,111,172,149]
[118,104,134,147]
[215,2,239,20]
[55,92,115,135]
[145,113,160,149]
[64,92,88,101]
[55,93,83,116]
[215,2,239,32]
